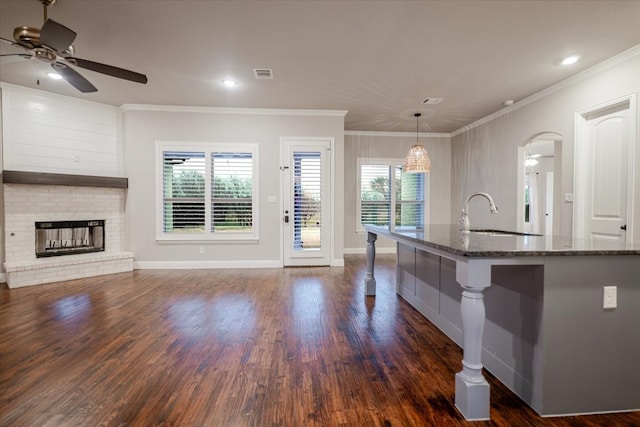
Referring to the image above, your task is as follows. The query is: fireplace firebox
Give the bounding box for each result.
[35,220,105,258]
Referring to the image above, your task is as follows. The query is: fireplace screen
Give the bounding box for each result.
[35,220,105,258]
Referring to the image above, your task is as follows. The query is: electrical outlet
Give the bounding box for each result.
[603,286,617,309]
[199,246,204,255]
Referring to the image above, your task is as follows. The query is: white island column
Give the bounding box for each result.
[365,231,377,295]
[454,259,492,421]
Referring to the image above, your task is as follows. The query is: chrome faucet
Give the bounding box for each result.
[460,192,499,233]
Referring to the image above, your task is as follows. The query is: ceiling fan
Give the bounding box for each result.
[0,0,147,93]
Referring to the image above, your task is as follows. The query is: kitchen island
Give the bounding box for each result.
[364,224,640,421]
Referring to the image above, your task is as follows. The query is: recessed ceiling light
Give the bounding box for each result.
[222,79,237,88]
[48,72,63,80]
[561,55,580,65]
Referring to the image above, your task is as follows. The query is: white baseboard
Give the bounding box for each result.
[343,247,397,255]
[0,273,6,284]
[134,260,282,269]
[331,258,344,267]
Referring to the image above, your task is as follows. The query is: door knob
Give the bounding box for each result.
[621,224,627,230]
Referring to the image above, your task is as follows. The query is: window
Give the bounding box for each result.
[162,151,206,233]
[357,158,427,232]
[157,142,258,241]
[212,153,253,233]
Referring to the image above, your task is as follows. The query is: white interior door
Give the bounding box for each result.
[583,106,629,242]
[282,139,331,266]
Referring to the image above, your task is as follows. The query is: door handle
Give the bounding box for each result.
[621,224,627,230]
[284,210,289,223]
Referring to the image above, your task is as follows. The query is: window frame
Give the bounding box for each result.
[356,157,429,233]
[156,141,259,242]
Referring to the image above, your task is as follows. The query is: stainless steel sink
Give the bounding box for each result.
[469,229,542,237]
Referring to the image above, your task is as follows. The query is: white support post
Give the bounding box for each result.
[454,259,492,421]
[365,231,377,295]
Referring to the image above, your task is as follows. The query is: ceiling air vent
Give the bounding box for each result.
[253,68,273,79]
[422,98,443,105]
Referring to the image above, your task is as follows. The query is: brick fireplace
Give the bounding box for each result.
[2,172,134,288]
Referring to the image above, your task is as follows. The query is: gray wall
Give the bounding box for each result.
[123,108,345,266]
[0,88,4,279]
[451,50,640,241]
[344,132,451,251]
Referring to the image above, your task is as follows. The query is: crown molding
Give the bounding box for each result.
[345,130,451,138]
[451,43,640,137]
[120,103,348,117]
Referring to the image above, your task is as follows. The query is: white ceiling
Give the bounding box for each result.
[1,0,639,133]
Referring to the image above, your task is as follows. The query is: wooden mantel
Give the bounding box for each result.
[1,170,128,189]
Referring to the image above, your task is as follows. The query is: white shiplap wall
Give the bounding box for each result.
[1,83,121,176]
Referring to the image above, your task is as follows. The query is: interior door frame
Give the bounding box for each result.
[279,137,335,266]
[517,132,562,234]
[573,93,637,242]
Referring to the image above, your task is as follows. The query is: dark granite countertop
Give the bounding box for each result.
[364,224,640,257]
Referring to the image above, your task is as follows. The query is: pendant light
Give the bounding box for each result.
[403,113,431,173]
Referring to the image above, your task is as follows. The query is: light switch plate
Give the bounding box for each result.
[603,286,617,309]
[564,193,573,203]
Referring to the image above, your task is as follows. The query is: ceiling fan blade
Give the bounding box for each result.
[52,62,97,93]
[1,36,19,47]
[0,53,33,64]
[40,19,76,53]
[69,57,148,84]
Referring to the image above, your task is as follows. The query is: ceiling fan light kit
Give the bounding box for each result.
[0,0,148,93]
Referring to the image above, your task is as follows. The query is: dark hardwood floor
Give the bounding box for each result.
[1,255,638,426]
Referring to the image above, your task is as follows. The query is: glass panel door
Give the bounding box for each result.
[282,140,331,266]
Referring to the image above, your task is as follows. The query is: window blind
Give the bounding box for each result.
[292,152,322,250]
[163,151,206,232]
[211,153,253,232]
[395,166,424,228]
[358,160,426,230]
[360,164,392,227]
[159,146,256,239]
